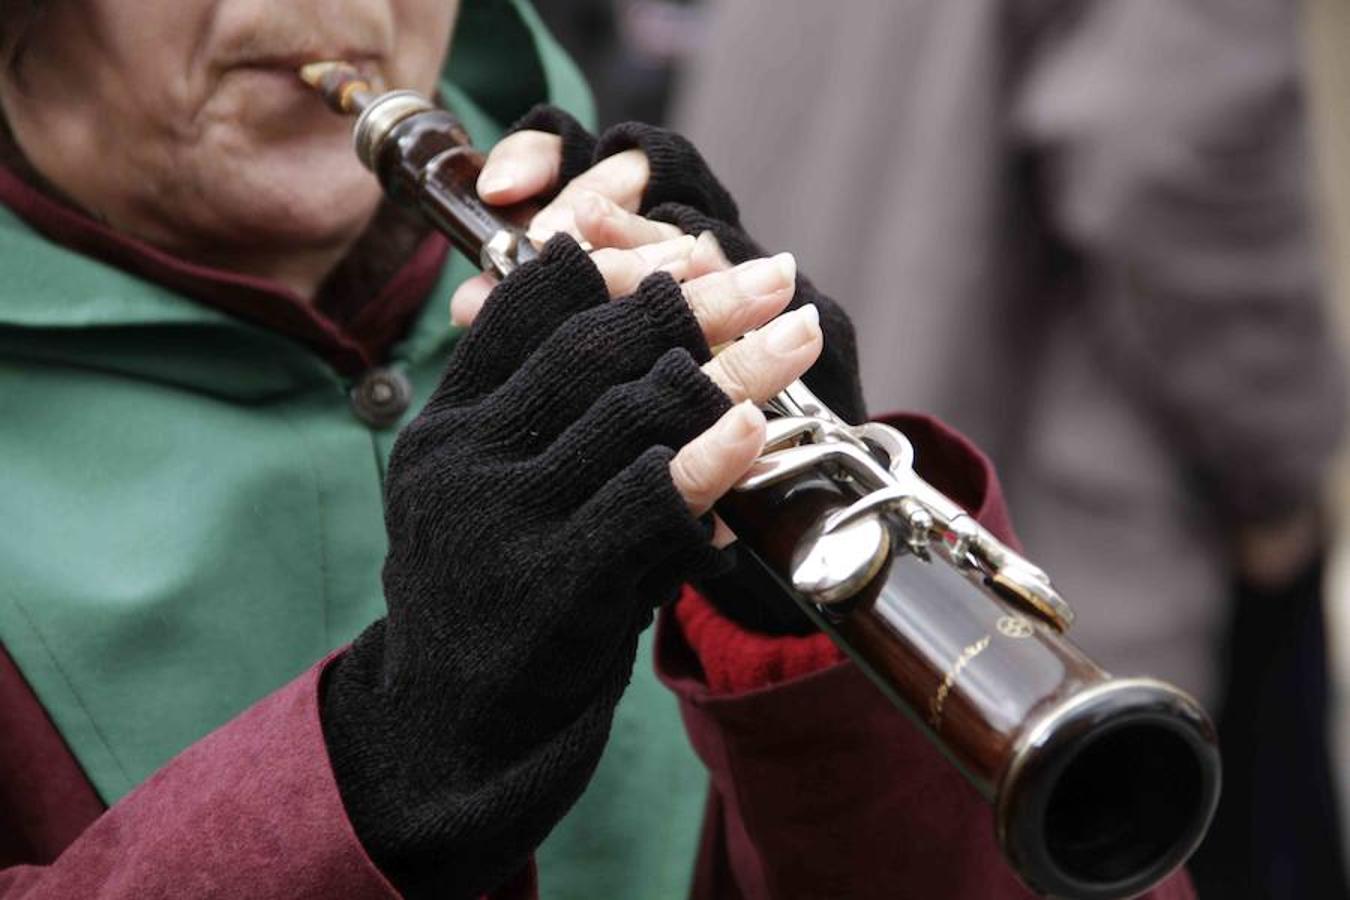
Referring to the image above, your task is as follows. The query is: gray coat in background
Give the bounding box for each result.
[675,0,1345,702]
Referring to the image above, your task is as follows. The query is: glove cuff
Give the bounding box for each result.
[674,586,844,695]
[596,123,742,227]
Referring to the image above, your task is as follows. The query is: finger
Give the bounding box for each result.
[670,401,767,516]
[573,190,684,250]
[484,274,705,442]
[680,252,796,346]
[564,148,649,211]
[477,130,564,204]
[528,348,728,501]
[594,122,740,224]
[567,445,724,586]
[451,234,764,346]
[528,148,651,239]
[590,234,698,297]
[429,236,606,409]
[449,273,499,327]
[688,230,732,277]
[702,304,823,404]
[709,515,737,549]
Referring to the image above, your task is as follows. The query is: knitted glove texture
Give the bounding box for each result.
[321,235,733,899]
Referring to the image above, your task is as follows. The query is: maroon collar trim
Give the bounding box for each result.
[0,162,450,376]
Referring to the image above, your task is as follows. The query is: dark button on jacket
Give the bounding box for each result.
[350,368,413,429]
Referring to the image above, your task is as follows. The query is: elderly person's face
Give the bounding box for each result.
[0,0,458,294]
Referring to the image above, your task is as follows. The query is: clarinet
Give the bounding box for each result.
[301,63,1221,900]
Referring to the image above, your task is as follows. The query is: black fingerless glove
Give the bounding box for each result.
[509,107,867,636]
[509,106,867,425]
[321,236,734,899]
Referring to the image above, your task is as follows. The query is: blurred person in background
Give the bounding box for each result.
[675,1,1348,897]
[535,0,706,125]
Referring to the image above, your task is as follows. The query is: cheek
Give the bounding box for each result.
[5,86,172,231]
[97,91,380,250]
[159,132,386,247]
[389,0,459,93]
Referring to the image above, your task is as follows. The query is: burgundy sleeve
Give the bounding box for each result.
[0,654,517,899]
[659,412,1195,899]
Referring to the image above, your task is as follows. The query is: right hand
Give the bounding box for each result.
[321,233,820,899]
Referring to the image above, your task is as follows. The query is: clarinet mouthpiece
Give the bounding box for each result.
[299,60,379,116]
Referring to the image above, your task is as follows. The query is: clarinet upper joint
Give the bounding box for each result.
[738,382,1072,631]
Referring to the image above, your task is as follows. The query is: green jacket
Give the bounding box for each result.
[0,2,705,896]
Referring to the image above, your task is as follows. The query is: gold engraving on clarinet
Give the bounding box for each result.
[997,615,1033,639]
[928,635,990,731]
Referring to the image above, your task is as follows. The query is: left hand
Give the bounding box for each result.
[451,108,868,425]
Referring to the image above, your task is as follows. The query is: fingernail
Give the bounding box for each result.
[717,401,764,446]
[763,304,820,354]
[733,255,794,299]
[478,165,516,196]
